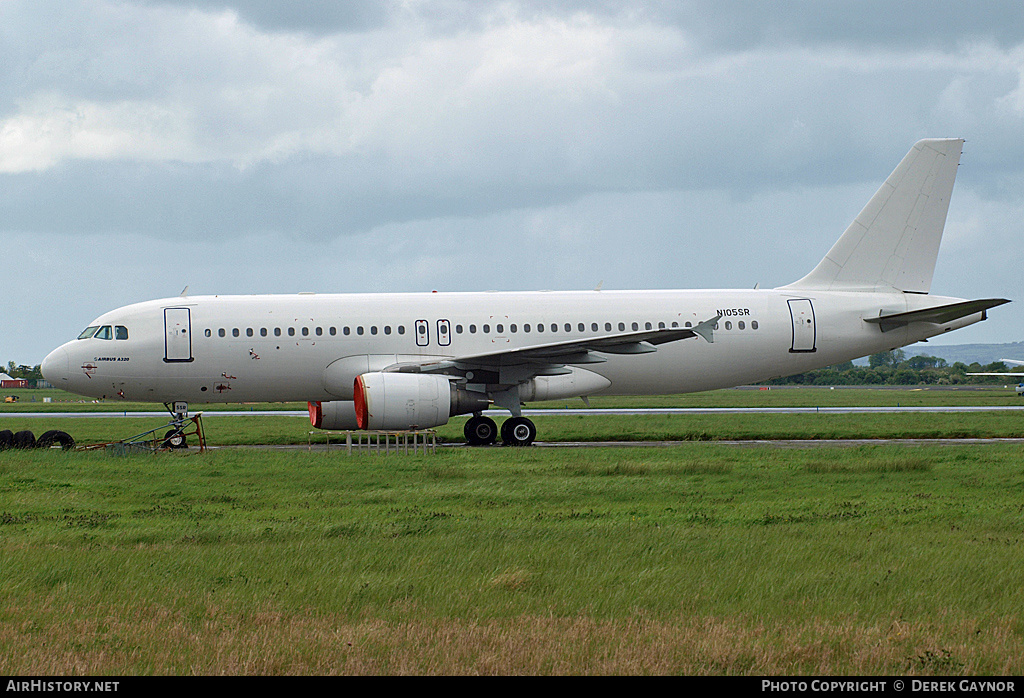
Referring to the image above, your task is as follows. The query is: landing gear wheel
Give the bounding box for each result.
[500,417,536,447]
[36,430,75,450]
[163,429,187,449]
[464,416,498,446]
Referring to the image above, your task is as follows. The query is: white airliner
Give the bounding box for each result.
[41,139,1009,445]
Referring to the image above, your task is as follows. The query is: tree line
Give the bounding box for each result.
[3,362,44,383]
[762,351,1022,386]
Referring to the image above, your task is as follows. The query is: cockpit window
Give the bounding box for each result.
[115,325,128,340]
[94,326,113,340]
[77,326,99,339]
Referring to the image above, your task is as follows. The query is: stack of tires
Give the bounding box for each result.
[0,429,75,450]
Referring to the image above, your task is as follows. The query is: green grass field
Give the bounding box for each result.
[3,386,1024,448]
[4,410,1024,450]
[2,437,1023,674]
[2,387,1023,674]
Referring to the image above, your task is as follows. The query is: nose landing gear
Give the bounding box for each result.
[162,401,192,449]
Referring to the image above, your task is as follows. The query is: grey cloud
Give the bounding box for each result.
[3,1,1022,363]
[137,0,395,34]
[134,1,1024,51]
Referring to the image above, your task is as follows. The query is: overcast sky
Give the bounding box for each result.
[2,0,1023,364]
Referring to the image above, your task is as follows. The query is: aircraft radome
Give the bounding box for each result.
[42,139,1009,446]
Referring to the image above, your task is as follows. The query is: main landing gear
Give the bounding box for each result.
[464,414,536,447]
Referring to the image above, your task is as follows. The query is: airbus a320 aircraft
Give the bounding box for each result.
[41,139,1009,446]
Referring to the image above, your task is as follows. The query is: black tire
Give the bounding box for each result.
[0,430,13,450]
[500,417,536,447]
[163,429,187,449]
[13,430,36,449]
[464,416,498,446]
[35,430,75,450]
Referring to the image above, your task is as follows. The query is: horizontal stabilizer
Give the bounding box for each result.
[864,298,1009,333]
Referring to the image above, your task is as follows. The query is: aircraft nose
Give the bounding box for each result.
[41,345,70,386]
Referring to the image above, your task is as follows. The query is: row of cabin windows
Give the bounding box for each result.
[454,320,757,333]
[203,319,760,339]
[205,326,407,338]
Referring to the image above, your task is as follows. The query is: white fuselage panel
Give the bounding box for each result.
[42,289,982,405]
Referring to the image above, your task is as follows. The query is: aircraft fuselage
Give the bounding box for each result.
[42,288,983,404]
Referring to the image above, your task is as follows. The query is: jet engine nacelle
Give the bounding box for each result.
[354,373,490,430]
[308,400,359,430]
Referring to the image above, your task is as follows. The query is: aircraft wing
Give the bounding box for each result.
[383,314,721,378]
[864,298,1010,333]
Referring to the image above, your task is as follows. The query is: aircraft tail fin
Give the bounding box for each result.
[783,138,964,293]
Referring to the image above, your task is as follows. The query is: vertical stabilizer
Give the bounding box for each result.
[783,138,964,293]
